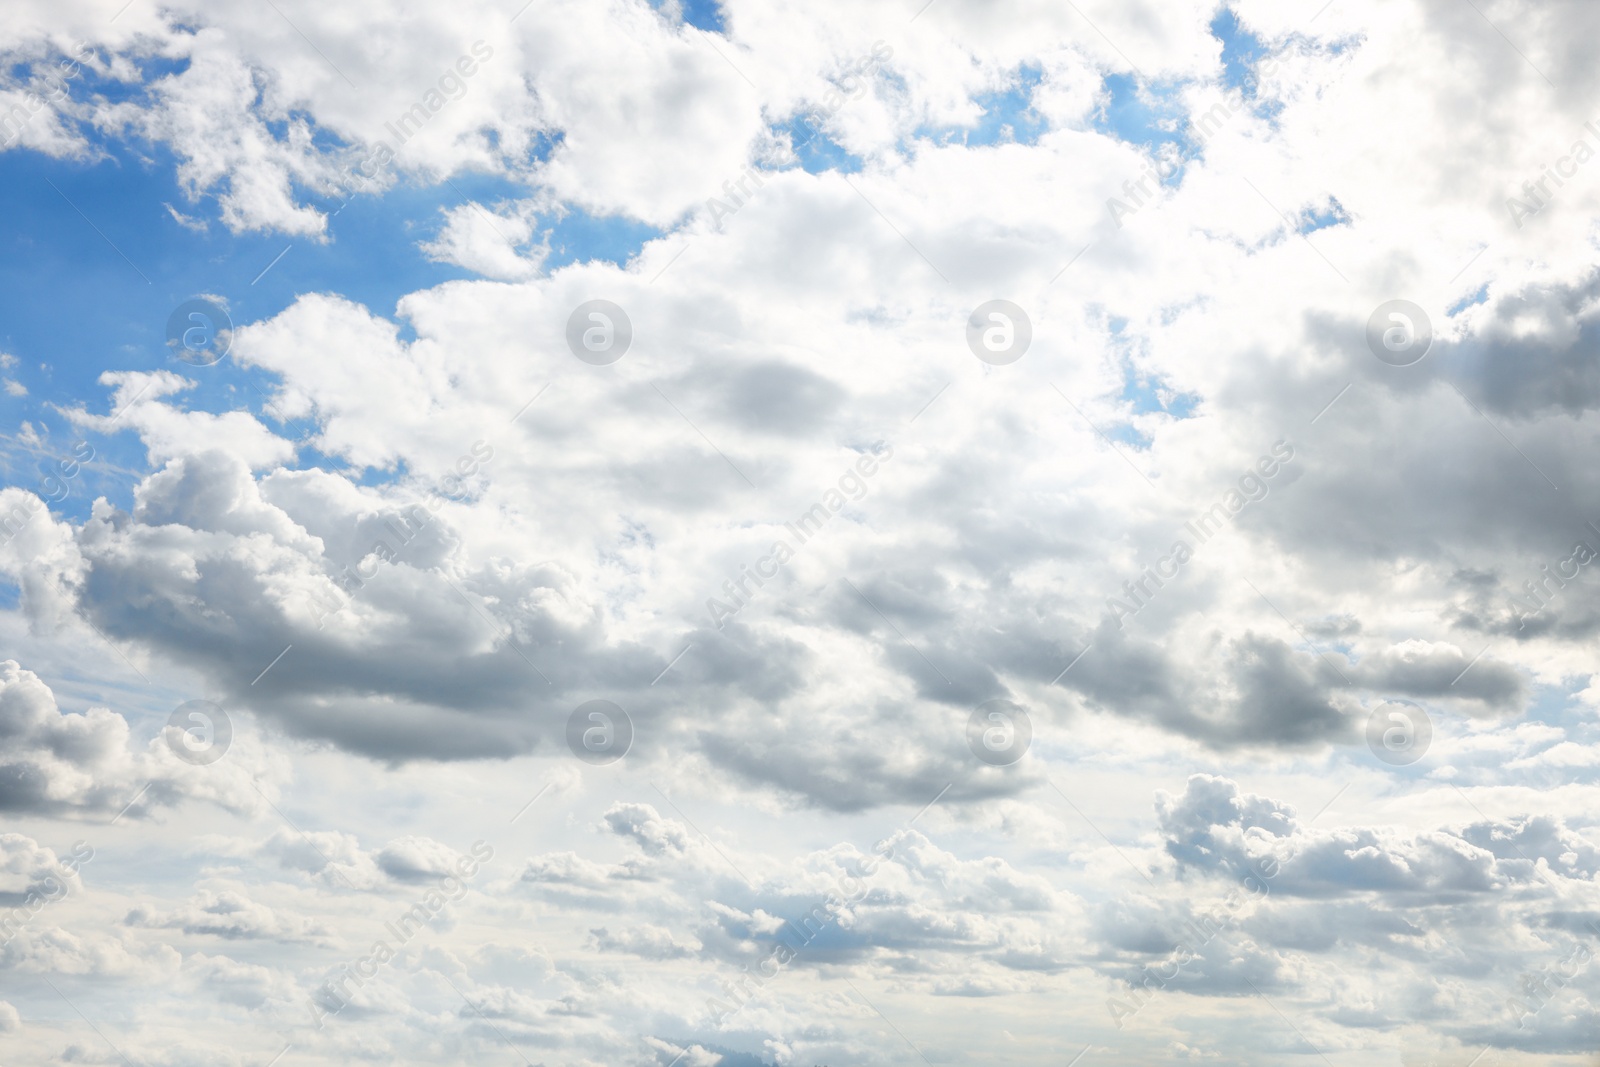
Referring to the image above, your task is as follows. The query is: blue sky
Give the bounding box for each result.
[0,140,672,520]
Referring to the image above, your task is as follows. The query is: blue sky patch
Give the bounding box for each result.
[543,209,664,271]
[1092,73,1186,153]
[1210,8,1268,96]
[913,65,1047,149]
[1294,196,1350,235]
[1199,9,1287,130]
[653,0,726,34]
[0,140,534,514]
[779,113,863,174]
[1120,366,1200,420]
[1447,281,1490,317]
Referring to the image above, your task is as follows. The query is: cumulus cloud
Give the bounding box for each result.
[0,660,279,819]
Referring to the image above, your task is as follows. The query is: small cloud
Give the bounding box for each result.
[165,203,208,233]
[0,352,15,369]
[3,379,24,397]
[419,200,546,281]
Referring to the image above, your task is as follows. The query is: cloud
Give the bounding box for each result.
[419,200,546,281]
[4,0,1600,1060]
[124,884,334,944]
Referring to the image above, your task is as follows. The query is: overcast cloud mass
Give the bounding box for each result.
[1,0,1599,1063]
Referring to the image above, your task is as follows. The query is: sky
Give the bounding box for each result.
[1,0,1599,1065]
